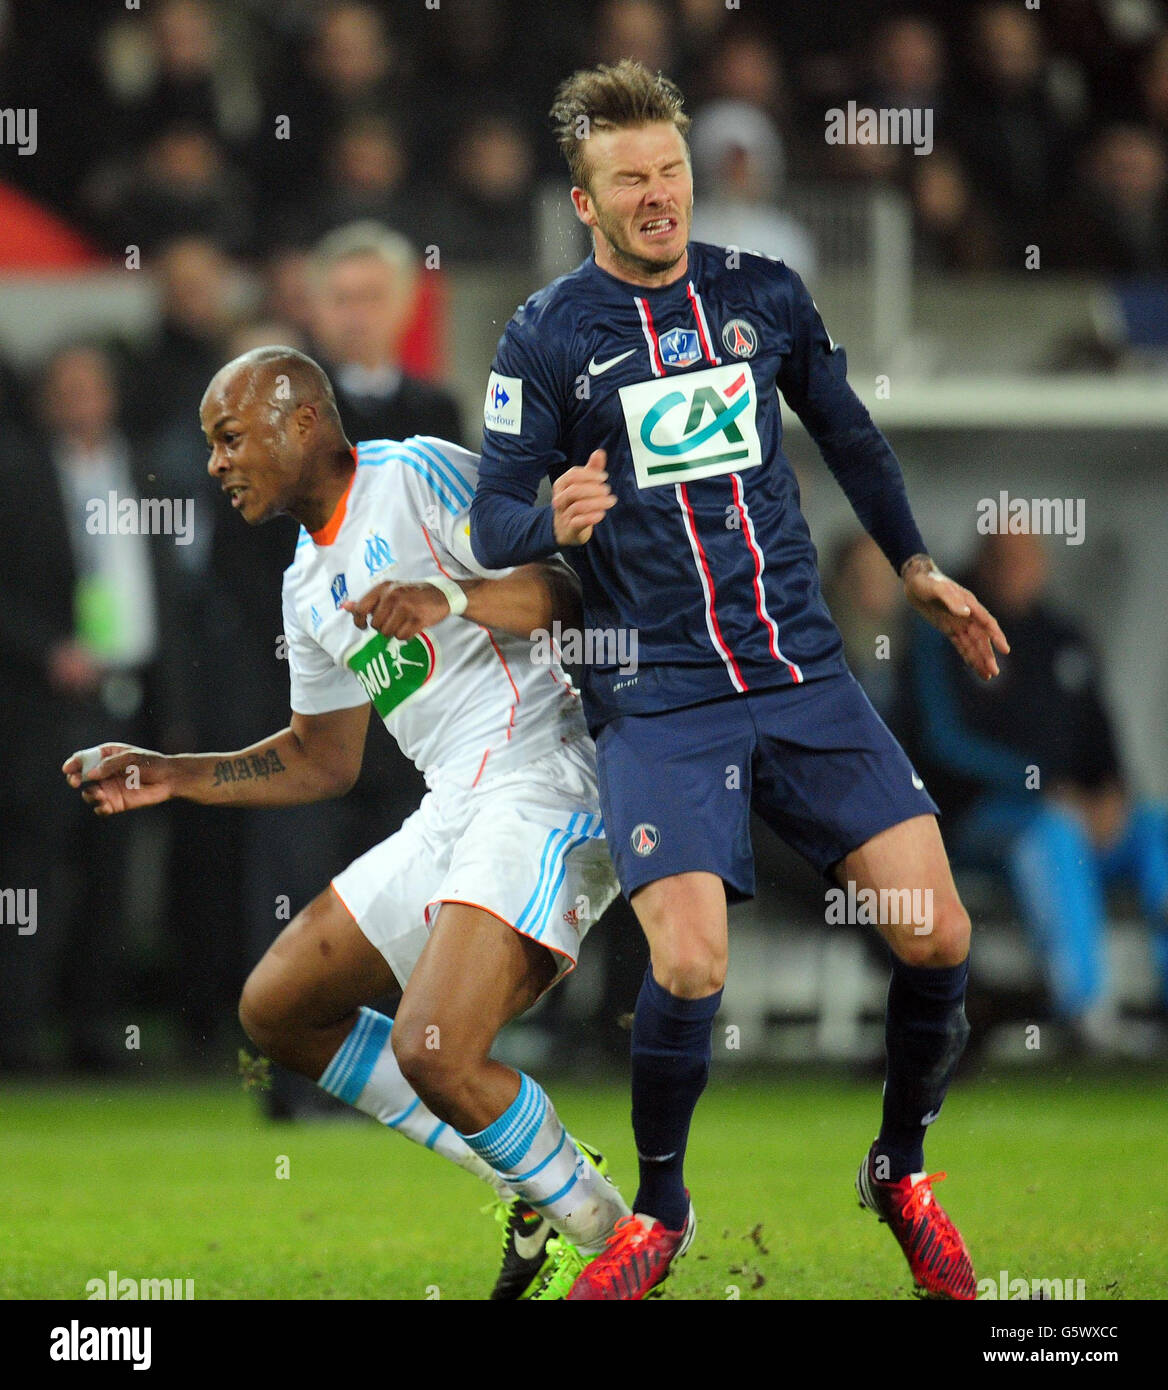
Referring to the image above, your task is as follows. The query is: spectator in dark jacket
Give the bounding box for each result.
[896,532,1168,1050]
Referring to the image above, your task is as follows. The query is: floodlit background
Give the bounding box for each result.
[1,0,1166,1092]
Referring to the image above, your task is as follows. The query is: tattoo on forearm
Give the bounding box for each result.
[211,749,287,787]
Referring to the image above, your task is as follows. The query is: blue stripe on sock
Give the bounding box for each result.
[386,1095,422,1129]
[527,1170,580,1211]
[482,1080,542,1166]
[319,1006,377,1095]
[335,1010,393,1105]
[332,1007,379,1096]
[462,1074,549,1171]
[424,1121,448,1150]
[509,1125,567,1184]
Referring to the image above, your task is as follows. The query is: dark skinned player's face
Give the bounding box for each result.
[201,379,307,525]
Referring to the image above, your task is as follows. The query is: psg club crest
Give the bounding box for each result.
[330,572,349,609]
[630,823,660,856]
[657,327,702,368]
[721,318,758,359]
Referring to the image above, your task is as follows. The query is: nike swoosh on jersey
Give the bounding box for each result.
[513,1219,553,1260]
[587,349,636,375]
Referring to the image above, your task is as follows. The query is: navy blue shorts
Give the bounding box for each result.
[594,671,939,902]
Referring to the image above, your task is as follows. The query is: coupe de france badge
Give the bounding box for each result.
[658,327,702,368]
[484,372,523,434]
[330,573,349,608]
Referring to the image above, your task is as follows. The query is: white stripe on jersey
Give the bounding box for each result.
[687,281,721,365]
[634,298,665,377]
[730,472,803,683]
[675,482,747,693]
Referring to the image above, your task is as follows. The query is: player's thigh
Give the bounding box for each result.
[240,885,399,1034]
[836,813,970,967]
[595,699,757,904]
[394,901,556,1063]
[630,871,729,997]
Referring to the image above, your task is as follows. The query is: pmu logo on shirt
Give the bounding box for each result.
[346,630,437,719]
[619,362,762,489]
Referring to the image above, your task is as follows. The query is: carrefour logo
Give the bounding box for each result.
[619,362,762,489]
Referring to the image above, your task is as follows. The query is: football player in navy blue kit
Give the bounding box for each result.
[470,61,1009,1301]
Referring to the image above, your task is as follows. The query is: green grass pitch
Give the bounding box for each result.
[2,1070,1164,1300]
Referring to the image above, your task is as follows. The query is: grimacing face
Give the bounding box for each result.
[572,120,693,282]
[201,376,309,526]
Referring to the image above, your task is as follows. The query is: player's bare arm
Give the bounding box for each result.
[552,449,616,546]
[343,560,583,641]
[900,552,1010,681]
[62,704,371,816]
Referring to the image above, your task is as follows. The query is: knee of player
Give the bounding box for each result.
[889,895,970,968]
[653,945,728,999]
[391,1015,465,1101]
[238,971,293,1057]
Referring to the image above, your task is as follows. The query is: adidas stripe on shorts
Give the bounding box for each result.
[331,736,620,986]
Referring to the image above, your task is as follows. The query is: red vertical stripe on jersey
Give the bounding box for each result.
[677,483,748,692]
[635,297,666,376]
[421,524,455,578]
[687,282,720,365]
[730,472,804,683]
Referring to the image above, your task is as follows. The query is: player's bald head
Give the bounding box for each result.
[202,345,341,430]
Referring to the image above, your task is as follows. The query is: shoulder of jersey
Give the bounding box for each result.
[690,237,795,283]
[361,434,479,521]
[509,259,596,338]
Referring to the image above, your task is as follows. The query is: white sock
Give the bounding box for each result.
[317,1007,512,1198]
[458,1072,630,1255]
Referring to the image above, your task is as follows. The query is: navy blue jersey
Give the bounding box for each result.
[470,242,926,731]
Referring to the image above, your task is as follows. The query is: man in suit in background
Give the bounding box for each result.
[310,220,464,447]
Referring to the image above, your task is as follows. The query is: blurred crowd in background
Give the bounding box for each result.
[1,0,1168,275]
[1,0,1167,1083]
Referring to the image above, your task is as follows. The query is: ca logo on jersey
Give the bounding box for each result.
[618,362,762,489]
[363,532,395,577]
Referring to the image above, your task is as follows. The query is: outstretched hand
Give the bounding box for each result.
[902,555,1010,681]
[61,743,174,815]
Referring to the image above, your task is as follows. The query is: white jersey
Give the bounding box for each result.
[282,436,588,791]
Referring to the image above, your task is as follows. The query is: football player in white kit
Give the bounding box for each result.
[62,347,629,1300]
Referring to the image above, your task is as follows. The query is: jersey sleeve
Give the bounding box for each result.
[774,269,927,574]
[281,582,366,716]
[469,312,564,568]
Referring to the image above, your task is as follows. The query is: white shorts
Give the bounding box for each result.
[331,738,620,988]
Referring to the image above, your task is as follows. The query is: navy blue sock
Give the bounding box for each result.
[876,955,971,1182]
[630,967,722,1229]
